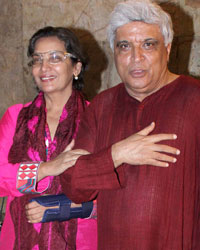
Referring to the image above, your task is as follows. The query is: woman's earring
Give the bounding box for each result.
[74,75,78,80]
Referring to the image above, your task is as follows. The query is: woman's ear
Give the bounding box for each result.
[74,62,82,76]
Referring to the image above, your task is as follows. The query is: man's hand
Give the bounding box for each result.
[112,122,180,168]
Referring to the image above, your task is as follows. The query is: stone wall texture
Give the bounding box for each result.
[0,0,200,117]
[1,0,200,217]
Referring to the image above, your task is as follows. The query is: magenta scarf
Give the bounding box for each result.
[8,90,87,250]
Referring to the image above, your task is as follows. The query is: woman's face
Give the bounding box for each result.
[31,36,82,95]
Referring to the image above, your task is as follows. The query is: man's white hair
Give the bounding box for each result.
[107,0,174,51]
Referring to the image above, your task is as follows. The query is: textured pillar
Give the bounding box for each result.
[0,0,24,117]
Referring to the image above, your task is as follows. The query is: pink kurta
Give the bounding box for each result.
[61,75,200,249]
[0,103,97,249]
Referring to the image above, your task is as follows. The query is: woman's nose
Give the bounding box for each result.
[40,58,51,71]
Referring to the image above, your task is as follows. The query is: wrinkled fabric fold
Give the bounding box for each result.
[61,75,200,250]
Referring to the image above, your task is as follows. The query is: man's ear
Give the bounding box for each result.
[166,43,172,62]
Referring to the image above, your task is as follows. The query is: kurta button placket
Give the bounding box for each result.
[136,102,145,130]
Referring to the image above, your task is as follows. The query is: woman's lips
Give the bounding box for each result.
[40,75,57,82]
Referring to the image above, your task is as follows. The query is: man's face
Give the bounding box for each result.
[114,21,171,101]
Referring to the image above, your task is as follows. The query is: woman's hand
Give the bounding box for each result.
[26,201,49,223]
[112,122,180,168]
[25,198,82,223]
[38,140,89,181]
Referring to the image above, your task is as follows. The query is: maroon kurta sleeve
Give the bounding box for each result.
[60,87,126,203]
[62,77,200,249]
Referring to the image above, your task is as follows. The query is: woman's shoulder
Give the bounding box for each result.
[3,102,32,120]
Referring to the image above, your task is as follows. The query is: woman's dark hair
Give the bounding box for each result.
[28,26,88,91]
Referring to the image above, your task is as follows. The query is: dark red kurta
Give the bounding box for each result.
[60,75,200,250]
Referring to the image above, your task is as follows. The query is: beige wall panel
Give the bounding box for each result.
[0,0,200,116]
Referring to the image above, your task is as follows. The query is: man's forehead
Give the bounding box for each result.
[115,21,164,42]
[115,38,158,45]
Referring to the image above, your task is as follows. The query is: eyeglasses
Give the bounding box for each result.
[28,50,77,67]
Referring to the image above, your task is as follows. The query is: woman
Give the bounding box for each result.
[0,26,97,249]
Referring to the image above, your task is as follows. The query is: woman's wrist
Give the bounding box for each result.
[17,162,47,194]
[38,162,48,181]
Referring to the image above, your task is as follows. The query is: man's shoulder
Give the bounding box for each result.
[176,75,200,105]
[85,83,124,114]
[179,75,200,90]
[93,83,124,102]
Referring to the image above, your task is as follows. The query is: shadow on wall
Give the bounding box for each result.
[70,28,108,101]
[160,2,194,76]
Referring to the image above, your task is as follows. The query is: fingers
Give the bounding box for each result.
[71,149,90,155]
[114,128,181,168]
[137,122,155,136]
[27,212,44,223]
[61,151,89,170]
[148,133,177,143]
[64,140,75,152]
[26,202,46,216]
[63,140,89,156]
[62,149,90,162]
[153,144,180,155]
[144,152,177,168]
[65,152,85,161]
[152,151,177,164]
[148,145,180,167]
[25,201,46,223]
[137,142,180,167]
[145,159,170,167]
[26,201,59,223]
[62,156,82,170]
[136,123,178,147]
[25,201,40,210]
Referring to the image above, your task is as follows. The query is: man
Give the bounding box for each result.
[60,0,200,249]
